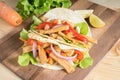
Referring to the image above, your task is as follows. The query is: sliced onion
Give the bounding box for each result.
[32,40,37,58]
[50,44,77,60]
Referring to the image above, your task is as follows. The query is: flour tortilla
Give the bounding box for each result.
[35,8,92,70]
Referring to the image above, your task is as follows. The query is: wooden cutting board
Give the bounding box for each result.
[84,38,120,80]
[89,0,120,12]
[0,0,120,80]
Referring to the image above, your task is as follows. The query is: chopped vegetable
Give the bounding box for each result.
[30,15,42,30]
[37,22,56,29]
[63,36,72,44]
[20,28,28,40]
[18,52,37,66]
[18,53,30,66]
[26,38,33,45]
[79,57,93,69]
[74,50,84,60]
[75,22,89,35]
[63,21,88,44]
[32,40,37,57]
[29,53,38,64]
[0,1,22,26]
[16,0,72,19]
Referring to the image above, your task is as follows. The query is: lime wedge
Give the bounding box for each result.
[74,10,94,18]
[89,14,105,28]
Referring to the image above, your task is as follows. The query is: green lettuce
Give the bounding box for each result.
[20,28,28,40]
[16,0,72,19]
[75,22,89,35]
[63,36,72,44]
[79,56,93,69]
[18,52,38,66]
[30,15,41,30]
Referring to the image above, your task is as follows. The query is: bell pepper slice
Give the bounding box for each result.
[63,21,88,44]
[37,22,56,29]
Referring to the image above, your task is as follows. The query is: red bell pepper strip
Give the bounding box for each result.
[63,22,88,44]
[37,22,56,29]
[37,40,44,46]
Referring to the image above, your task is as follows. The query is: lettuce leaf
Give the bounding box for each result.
[30,15,41,30]
[61,0,72,8]
[79,57,93,69]
[75,22,89,35]
[18,53,30,66]
[18,52,38,66]
[16,0,72,19]
[63,36,72,44]
[20,28,28,40]
[29,53,38,64]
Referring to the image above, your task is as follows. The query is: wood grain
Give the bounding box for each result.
[0,0,120,80]
[89,0,120,12]
[0,20,33,61]
[70,0,93,10]
[84,39,120,80]
[91,9,120,39]
[88,4,107,16]
[90,15,120,65]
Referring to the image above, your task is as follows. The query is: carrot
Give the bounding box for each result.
[0,1,22,26]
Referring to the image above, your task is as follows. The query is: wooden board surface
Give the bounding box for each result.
[0,63,22,80]
[0,0,120,80]
[84,38,120,80]
[89,0,120,12]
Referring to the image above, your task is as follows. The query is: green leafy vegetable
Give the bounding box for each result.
[16,0,72,19]
[79,57,93,69]
[20,28,28,40]
[84,52,90,58]
[63,36,72,43]
[75,43,85,48]
[18,53,30,66]
[75,22,89,35]
[33,15,41,25]
[18,52,38,66]
[29,53,38,64]
[30,15,41,30]
[62,0,72,8]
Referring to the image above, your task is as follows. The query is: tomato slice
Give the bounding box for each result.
[74,50,84,60]
[26,38,33,45]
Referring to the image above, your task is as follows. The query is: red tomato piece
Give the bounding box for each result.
[26,38,33,45]
[74,50,84,60]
